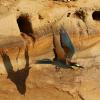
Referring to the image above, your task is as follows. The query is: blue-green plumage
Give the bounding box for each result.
[53,59,72,68]
[60,26,75,59]
[35,59,52,64]
[35,59,73,69]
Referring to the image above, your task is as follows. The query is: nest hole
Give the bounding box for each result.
[17,14,33,35]
[92,11,100,21]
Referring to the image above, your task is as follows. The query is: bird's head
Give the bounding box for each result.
[69,62,83,68]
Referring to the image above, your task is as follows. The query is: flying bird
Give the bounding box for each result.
[36,26,83,70]
[53,26,83,69]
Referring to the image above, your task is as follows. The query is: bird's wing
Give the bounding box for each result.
[60,26,75,59]
[53,34,66,63]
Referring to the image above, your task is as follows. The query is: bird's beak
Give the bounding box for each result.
[75,64,84,68]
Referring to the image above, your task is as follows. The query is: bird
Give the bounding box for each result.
[35,26,83,70]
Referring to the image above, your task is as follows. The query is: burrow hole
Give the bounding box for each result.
[17,14,33,35]
[92,11,100,21]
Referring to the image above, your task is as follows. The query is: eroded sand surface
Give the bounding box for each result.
[0,0,100,100]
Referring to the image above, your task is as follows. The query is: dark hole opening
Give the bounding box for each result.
[92,11,100,21]
[17,15,33,35]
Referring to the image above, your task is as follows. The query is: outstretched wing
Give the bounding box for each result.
[60,26,75,59]
[53,34,66,63]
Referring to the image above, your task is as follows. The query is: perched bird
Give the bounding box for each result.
[36,26,83,70]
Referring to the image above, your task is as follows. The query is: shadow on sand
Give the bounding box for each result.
[1,47,31,95]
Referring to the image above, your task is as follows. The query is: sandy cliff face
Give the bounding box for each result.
[0,0,100,100]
